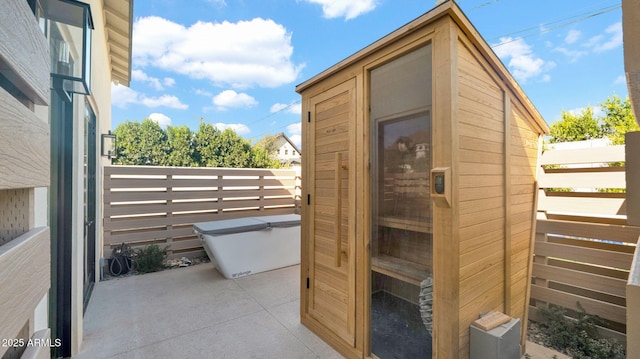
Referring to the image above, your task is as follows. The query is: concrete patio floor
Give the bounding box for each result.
[75,263,567,358]
[75,264,341,359]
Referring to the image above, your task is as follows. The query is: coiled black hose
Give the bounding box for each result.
[109,243,134,276]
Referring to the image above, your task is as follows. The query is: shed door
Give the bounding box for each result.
[306,78,357,347]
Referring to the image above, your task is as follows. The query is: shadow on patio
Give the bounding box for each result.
[75,264,341,358]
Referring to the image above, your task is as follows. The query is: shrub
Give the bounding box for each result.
[134,244,169,274]
[538,303,625,359]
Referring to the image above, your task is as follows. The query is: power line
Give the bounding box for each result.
[243,100,301,128]
[489,4,621,47]
[472,0,500,10]
[234,0,622,136]
[247,119,300,144]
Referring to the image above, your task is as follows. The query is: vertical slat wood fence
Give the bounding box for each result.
[103,166,301,260]
[532,144,640,343]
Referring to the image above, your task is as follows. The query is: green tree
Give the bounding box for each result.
[600,95,638,145]
[254,135,279,155]
[166,125,195,167]
[548,106,602,143]
[216,129,253,167]
[548,96,637,145]
[193,123,222,167]
[112,119,286,168]
[113,118,168,165]
[250,145,281,168]
[252,134,281,168]
[194,124,255,167]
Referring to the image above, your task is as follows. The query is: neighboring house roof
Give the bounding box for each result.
[274,133,302,155]
[103,0,133,86]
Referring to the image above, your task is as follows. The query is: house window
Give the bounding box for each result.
[285,150,288,155]
[47,0,94,95]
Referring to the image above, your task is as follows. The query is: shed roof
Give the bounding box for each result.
[296,0,548,134]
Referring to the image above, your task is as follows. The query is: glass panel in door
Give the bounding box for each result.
[370,44,433,359]
[83,100,96,311]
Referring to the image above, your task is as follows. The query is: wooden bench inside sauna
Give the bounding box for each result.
[297,1,549,358]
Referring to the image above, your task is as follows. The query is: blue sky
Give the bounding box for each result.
[111,0,626,148]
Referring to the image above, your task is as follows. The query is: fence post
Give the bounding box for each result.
[166,172,173,256]
[295,166,302,214]
[628,243,640,357]
[532,163,549,318]
[626,131,640,225]
[259,174,265,212]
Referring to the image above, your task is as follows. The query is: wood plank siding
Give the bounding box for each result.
[297,2,547,358]
[0,228,50,351]
[456,36,506,357]
[0,1,50,357]
[0,87,50,189]
[0,0,50,105]
[301,78,359,357]
[455,30,544,356]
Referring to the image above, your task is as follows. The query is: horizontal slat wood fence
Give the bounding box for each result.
[103,166,301,260]
[102,146,639,344]
[628,244,640,356]
[532,144,639,343]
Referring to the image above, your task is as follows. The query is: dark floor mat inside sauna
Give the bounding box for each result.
[371,291,432,359]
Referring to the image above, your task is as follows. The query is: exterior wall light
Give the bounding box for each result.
[101,131,116,159]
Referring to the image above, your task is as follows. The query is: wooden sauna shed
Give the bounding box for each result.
[296,1,549,359]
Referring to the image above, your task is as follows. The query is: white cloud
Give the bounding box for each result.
[163,77,176,87]
[207,0,226,6]
[286,122,302,148]
[553,47,587,63]
[287,122,301,136]
[141,95,188,109]
[304,0,376,20]
[289,134,302,149]
[492,37,554,83]
[565,29,581,44]
[614,75,626,85]
[133,16,304,88]
[213,90,258,110]
[194,88,213,97]
[585,22,622,53]
[567,106,604,118]
[271,103,288,112]
[214,123,250,135]
[148,113,172,128]
[132,69,164,90]
[111,83,188,109]
[112,83,139,107]
[270,102,302,115]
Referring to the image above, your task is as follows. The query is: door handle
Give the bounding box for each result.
[335,152,344,267]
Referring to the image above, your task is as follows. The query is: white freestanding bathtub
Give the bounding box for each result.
[193,214,300,279]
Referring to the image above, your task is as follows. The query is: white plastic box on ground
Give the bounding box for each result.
[193,214,301,279]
